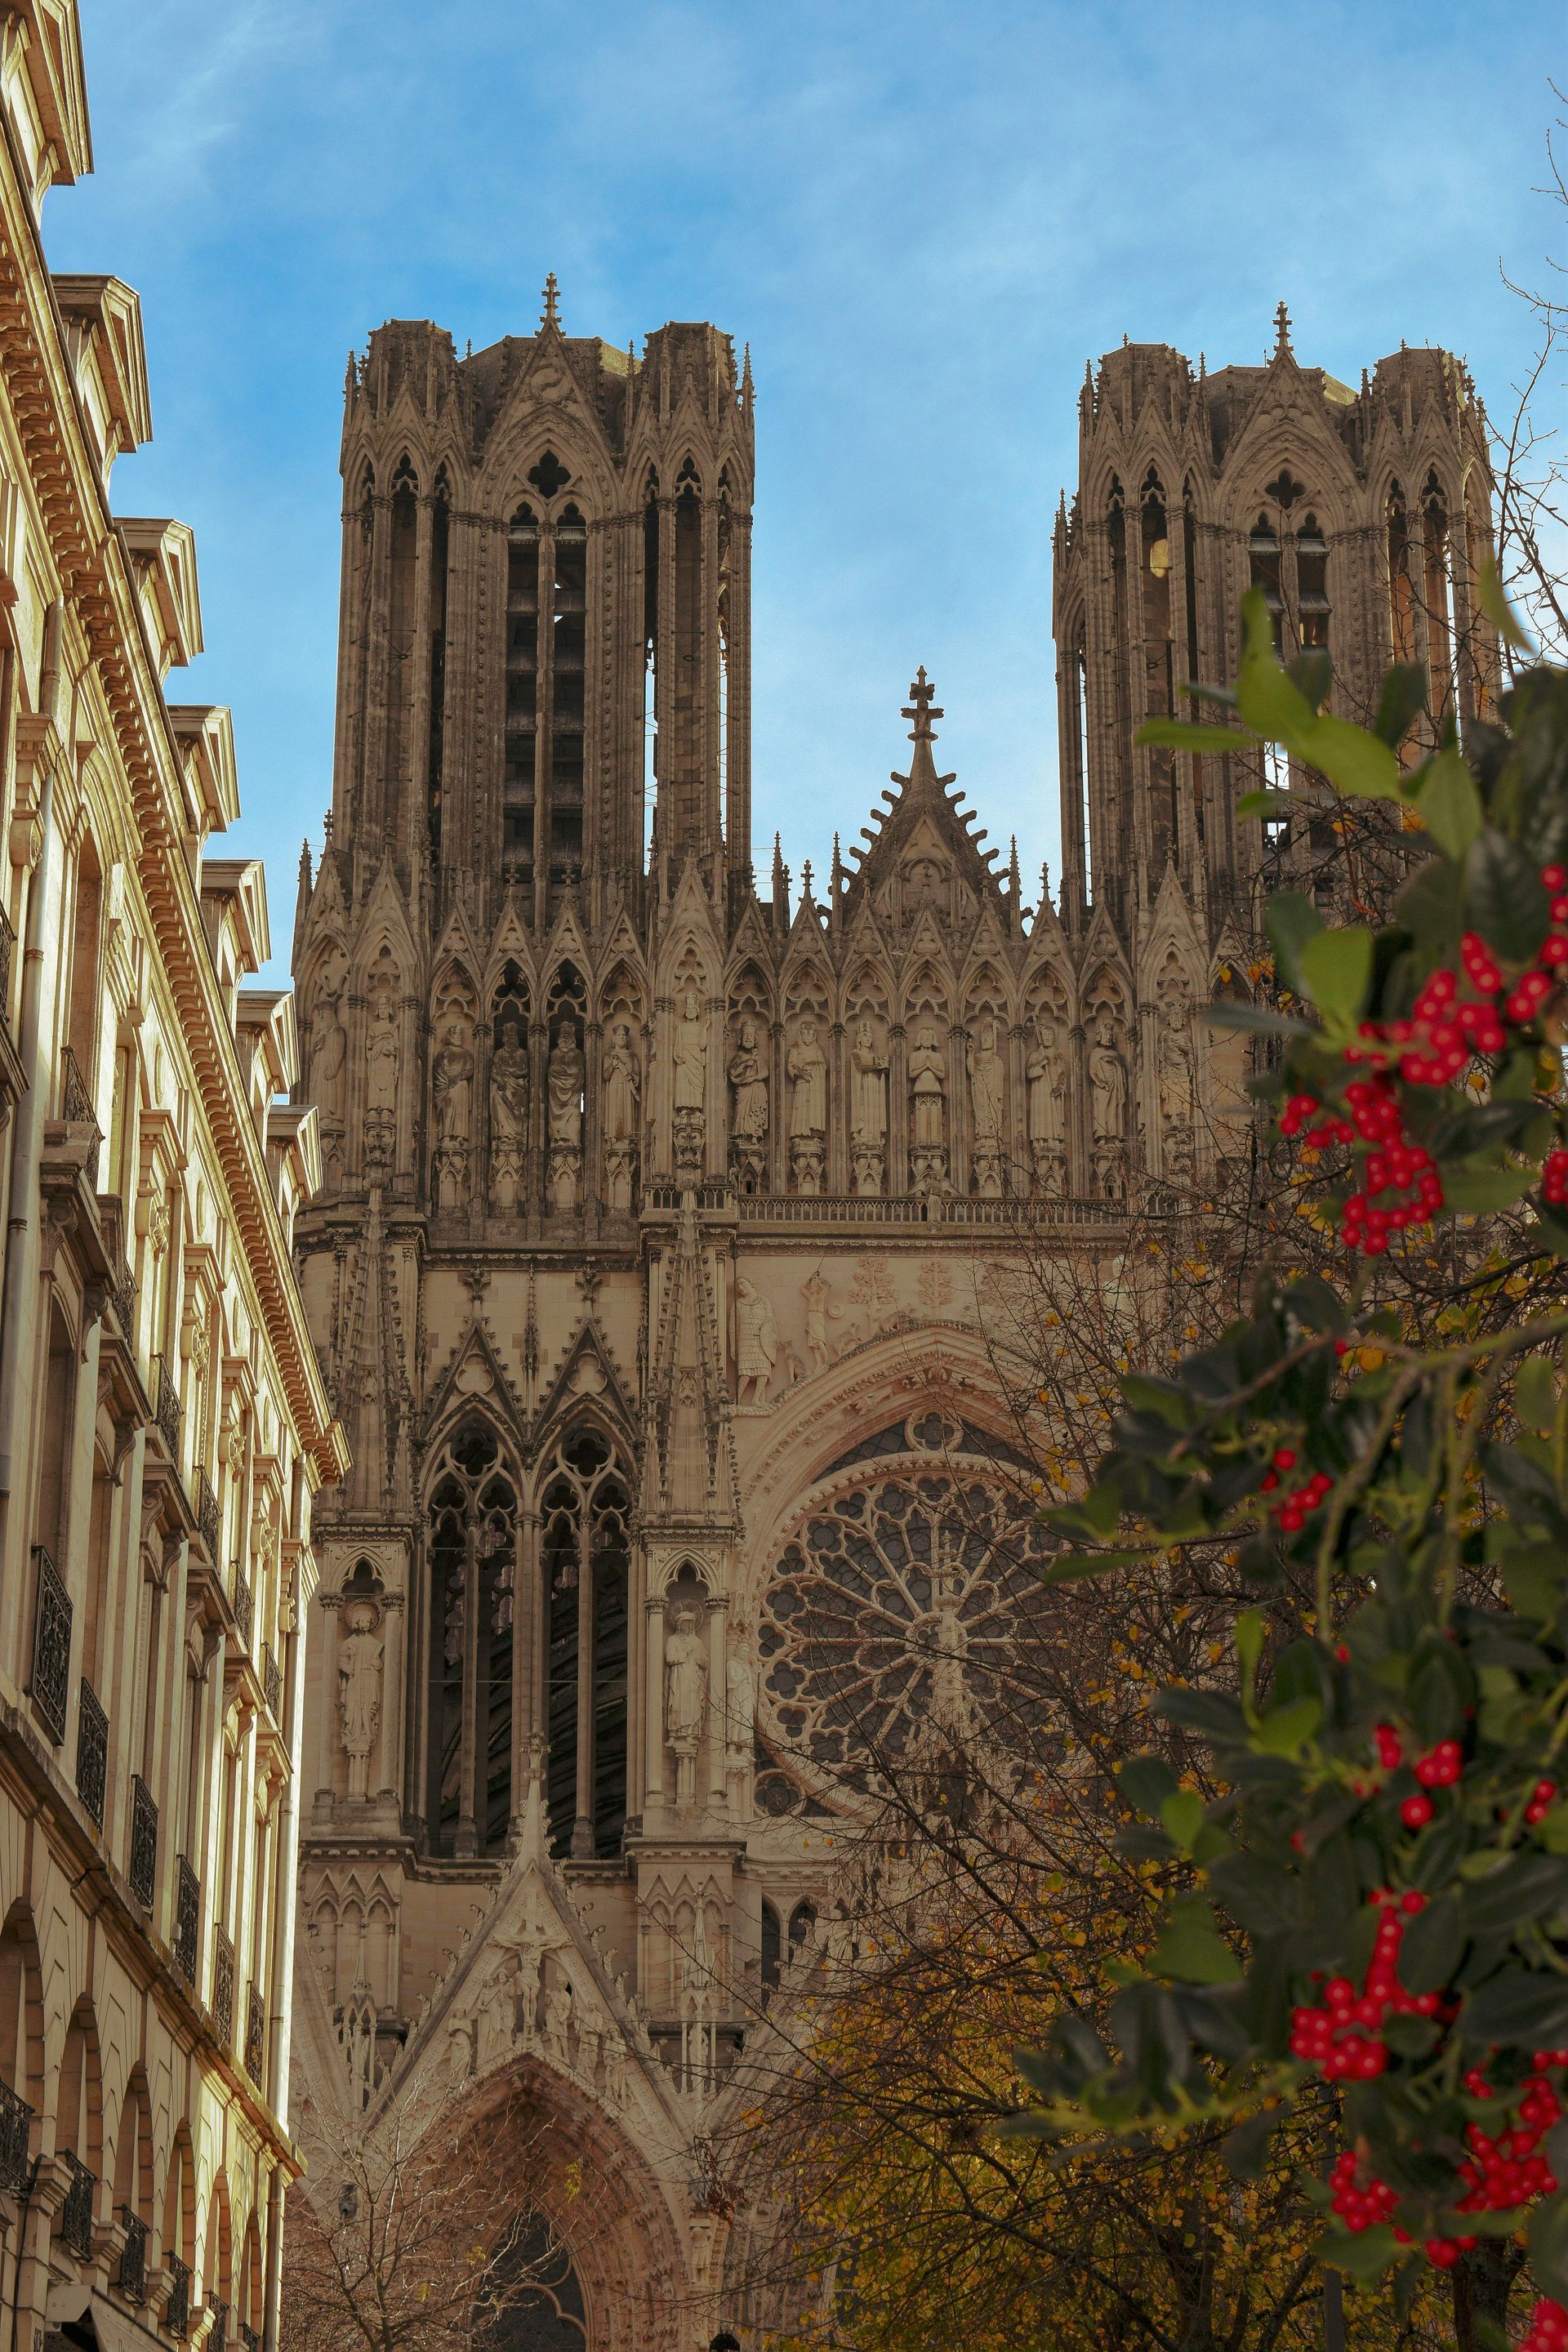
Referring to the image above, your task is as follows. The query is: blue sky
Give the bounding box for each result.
[46,0,1568,980]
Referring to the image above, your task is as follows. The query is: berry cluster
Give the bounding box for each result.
[1337,1076,1445,1254]
[1288,1892,1441,2079]
[1258,1446,1334,1532]
[1527,1778,1559,1826]
[1521,2297,1568,2352]
[1328,2149,1397,2233]
[1547,1149,1568,1208]
[1455,2062,1561,2216]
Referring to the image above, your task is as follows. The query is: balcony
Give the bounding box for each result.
[0,903,13,1027]
[206,2299,228,2352]
[28,1544,71,1746]
[239,2326,259,2352]
[58,1047,101,1187]
[167,2253,191,2339]
[212,1928,234,2045]
[0,2080,30,2190]
[127,1774,158,1909]
[229,1565,253,1652]
[262,1644,282,1722]
[98,1191,137,1341]
[151,1355,182,1463]
[118,2207,147,2303]
[195,1468,220,1560]
[243,1983,265,2086]
[173,1856,199,1988]
[76,1677,107,1829]
[60,2149,94,2261]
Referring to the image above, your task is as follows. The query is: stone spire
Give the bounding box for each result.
[541,271,561,330]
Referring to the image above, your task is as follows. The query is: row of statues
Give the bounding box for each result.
[311,982,1200,1205]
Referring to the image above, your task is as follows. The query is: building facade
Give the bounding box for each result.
[0,9,346,2352]
[288,294,1494,2345]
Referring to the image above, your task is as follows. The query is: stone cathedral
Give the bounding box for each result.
[286,293,1496,2345]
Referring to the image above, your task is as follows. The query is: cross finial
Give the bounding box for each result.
[1273,298,1292,355]
[902,666,942,742]
[541,272,560,330]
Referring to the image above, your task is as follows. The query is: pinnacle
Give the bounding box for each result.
[1273,298,1293,358]
[541,271,561,331]
[902,666,942,744]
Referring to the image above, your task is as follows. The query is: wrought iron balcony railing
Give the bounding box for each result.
[174,1855,199,1988]
[244,1983,265,2086]
[230,1566,253,1651]
[127,1774,157,1909]
[76,1676,107,1828]
[117,2207,147,2302]
[262,1644,281,1722]
[0,902,15,1031]
[0,2079,30,2190]
[238,2324,259,2352]
[205,2298,228,2352]
[212,1928,235,2045]
[151,1354,182,1461]
[59,1046,100,1187]
[195,1469,220,1560]
[28,1544,70,1746]
[60,2149,94,2261]
[166,2252,191,2339]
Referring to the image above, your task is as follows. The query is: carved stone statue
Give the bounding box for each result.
[673,986,707,1173]
[310,982,346,1125]
[601,2030,627,2107]
[969,1017,1005,1197]
[728,1016,768,1190]
[724,1652,755,1769]
[849,1018,888,1196]
[1089,1015,1127,1200]
[602,1018,642,1209]
[432,1019,474,1209]
[489,1018,529,1210]
[801,1269,840,1373]
[1157,991,1195,1179]
[544,1980,573,2068]
[475,1955,517,2073]
[908,1025,948,1192]
[786,1018,827,1196]
[514,1940,542,2042]
[337,1600,383,1802]
[665,1608,707,1744]
[734,1276,777,1405]
[364,986,399,1171]
[1025,1017,1067,1183]
[546,1018,585,1209]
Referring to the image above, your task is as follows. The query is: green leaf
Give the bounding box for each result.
[1205,1001,1312,1039]
[1120,1371,1193,1427]
[1528,2191,1568,2306]
[1397,1892,1463,1993]
[1250,1695,1322,1756]
[1539,1804,1568,1855]
[1372,663,1428,749]
[1138,718,1256,754]
[1318,2224,1400,2280]
[1265,893,1324,996]
[1236,590,1317,740]
[1297,928,1374,1030]
[1299,713,1402,802]
[1152,1895,1243,1986]
[1118,1754,1179,1815]
[1236,1608,1265,1697]
[1044,1548,1145,1586]
[1465,827,1551,963]
[1221,2108,1281,2181]
[1460,1969,1568,2047]
[1412,747,1484,861]
[1441,1162,1537,1214]
[1235,789,1301,822]
[1288,648,1333,713]
[1159,1791,1207,1853]
[1394,853,1465,951]
[1516,1355,1559,1432]
[1501,1540,1568,1624]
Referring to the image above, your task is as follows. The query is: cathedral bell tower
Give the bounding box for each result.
[328,279,754,934]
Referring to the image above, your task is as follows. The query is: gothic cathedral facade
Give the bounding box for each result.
[287,296,1495,2345]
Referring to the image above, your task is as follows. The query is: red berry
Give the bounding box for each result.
[1401,1793,1434,1829]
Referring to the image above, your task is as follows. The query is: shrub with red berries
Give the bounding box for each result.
[1013,603,1568,2348]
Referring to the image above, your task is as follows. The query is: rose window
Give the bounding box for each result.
[755,1416,1054,1813]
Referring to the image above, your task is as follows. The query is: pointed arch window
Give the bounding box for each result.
[428,467,450,851]
[1106,479,1132,889]
[1423,470,1456,723]
[503,503,540,887]
[1297,513,1330,651]
[538,1427,631,1860]
[1181,482,1206,849]
[1140,470,1176,868]
[1388,482,1415,664]
[425,1423,518,1858]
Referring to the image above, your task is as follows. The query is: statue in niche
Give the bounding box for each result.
[544,1980,573,2069]
[1157,990,1196,1180]
[725,1650,755,1815]
[546,1018,585,1209]
[309,976,346,1126]
[849,1018,888,1196]
[489,1018,529,1210]
[474,1955,518,2074]
[1025,1015,1067,1183]
[576,2003,603,2091]
[673,985,707,1173]
[969,1017,1006,1197]
[514,1940,543,2042]
[908,1025,948,1192]
[602,2031,627,2107]
[363,986,399,1170]
[664,1604,708,1806]
[1089,1014,1127,1200]
[734,1276,778,1405]
[786,1018,828,1195]
[602,1019,641,1210]
[727,1016,769,1190]
[432,1018,474,1209]
[337,1598,384,1802]
[443,2015,473,2091]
